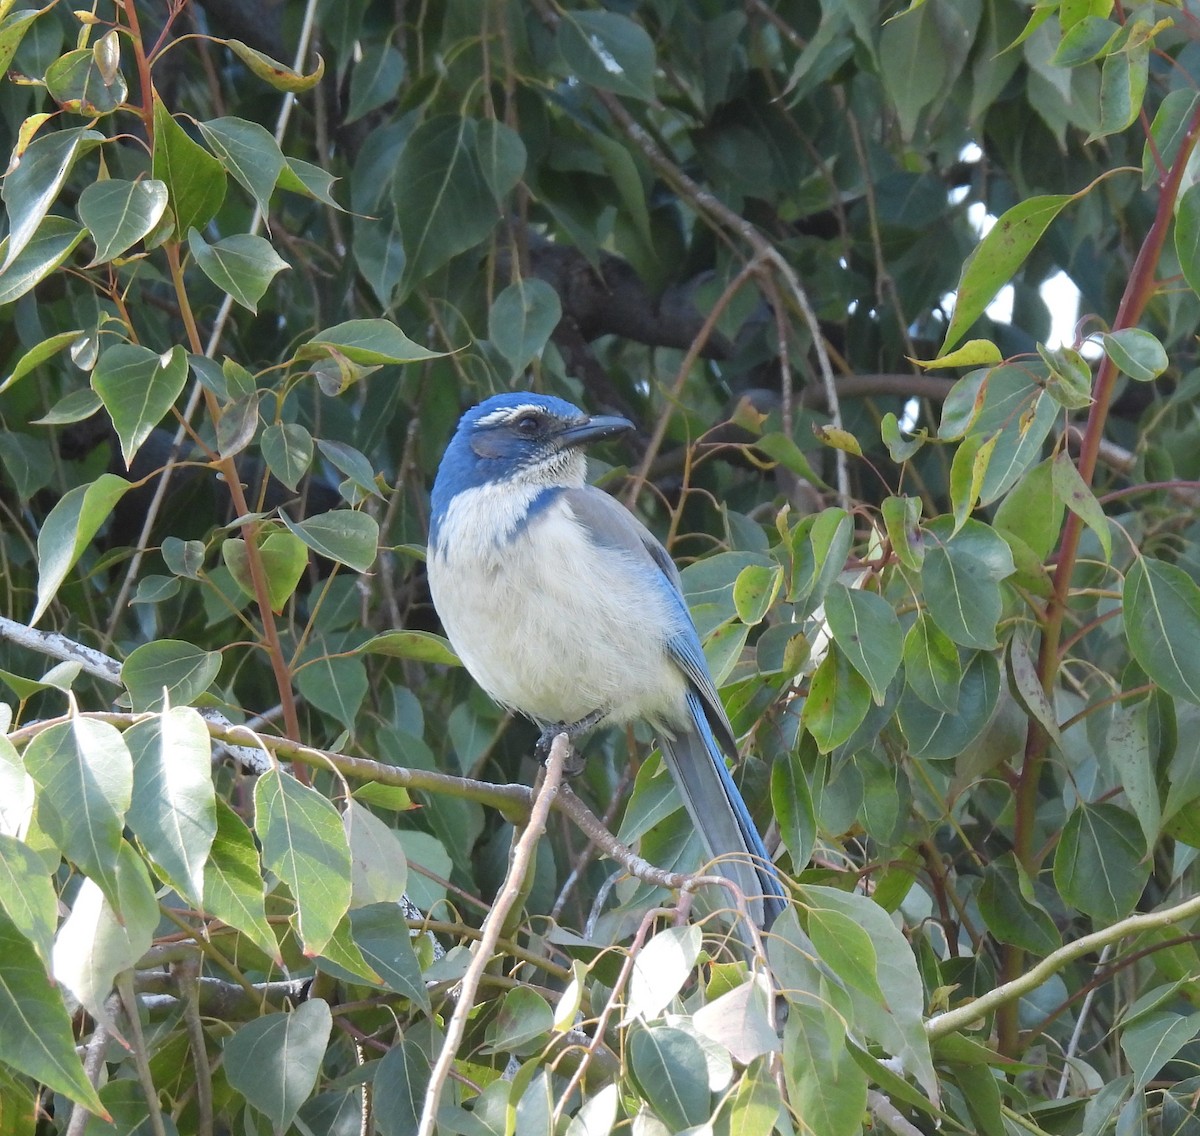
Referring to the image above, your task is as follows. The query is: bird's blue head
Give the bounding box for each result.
[430,392,633,543]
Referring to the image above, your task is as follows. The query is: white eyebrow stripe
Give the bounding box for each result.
[475,404,548,427]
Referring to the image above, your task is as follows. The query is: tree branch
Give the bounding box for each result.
[417,733,569,1136]
[927,892,1200,1041]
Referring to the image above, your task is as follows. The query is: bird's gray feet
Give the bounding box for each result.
[534,708,607,772]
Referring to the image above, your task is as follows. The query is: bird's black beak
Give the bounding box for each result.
[556,414,634,449]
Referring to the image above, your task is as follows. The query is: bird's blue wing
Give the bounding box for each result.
[561,487,738,756]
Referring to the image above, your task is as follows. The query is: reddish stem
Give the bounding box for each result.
[999,101,1200,1058]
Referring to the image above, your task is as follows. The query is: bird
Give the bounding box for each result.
[426,390,787,933]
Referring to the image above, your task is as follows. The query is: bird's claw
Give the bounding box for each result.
[535,709,607,773]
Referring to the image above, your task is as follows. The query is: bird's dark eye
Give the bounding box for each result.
[513,413,541,435]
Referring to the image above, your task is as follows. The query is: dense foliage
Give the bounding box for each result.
[1,0,1199,1133]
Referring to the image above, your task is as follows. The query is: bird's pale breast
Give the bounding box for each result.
[429,486,688,729]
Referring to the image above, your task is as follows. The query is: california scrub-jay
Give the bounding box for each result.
[426,391,787,931]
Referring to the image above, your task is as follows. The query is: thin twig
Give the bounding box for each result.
[927,892,1200,1040]
[593,90,850,509]
[173,954,215,1136]
[416,733,569,1136]
[104,0,321,639]
[116,970,167,1136]
[1055,942,1113,1098]
[64,1006,115,1136]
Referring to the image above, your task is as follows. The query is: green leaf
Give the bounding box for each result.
[1174,183,1200,298]
[296,318,444,365]
[358,629,460,665]
[1039,342,1094,409]
[804,885,937,1099]
[940,193,1075,354]
[475,117,526,201]
[488,277,562,378]
[1144,90,1200,189]
[91,342,188,468]
[23,716,131,905]
[196,116,286,214]
[255,768,352,955]
[346,42,405,123]
[627,925,702,1021]
[0,214,86,304]
[77,178,168,265]
[0,834,57,967]
[372,1040,431,1136]
[0,911,106,1113]
[903,614,961,713]
[824,584,903,704]
[628,1026,710,1130]
[1051,449,1111,560]
[878,4,948,139]
[33,386,104,425]
[125,707,216,903]
[733,563,784,626]
[121,638,221,712]
[188,228,289,312]
[0,126,103,271]
[484,986,555,1054]
[1092,32,1148,140]
[0,328,82,395]
[203,798,280,962]
[1124,557,1200,705]
[280,508,379,572]
[721,1056,783,1136]
[352,215,405,307]
[881,494,924,570]
[295,652,367,731]
[0,431,53,498]
[277,156,344,208]
[51,844,157,1025]
[802,643,872,753]
[798,506,853,612]
[913,338,1003,369]
[222,532,309,613]
[1054,802,1149,921]
[317,438,383,500]
[162,536,205,579]
[344,800,408,907]
[1121,1010,1200,1092]
[392,115,498,291]
[224,38,325,93]
[897,649,1001,759]
[1052,16,1119,66]
[1100,327,1168,382]
[224,1000,332,1130]
[978,851,1061,953]
[0,8,43,78]
[151,95,227,238]
[880,413,926,464]
[771,744,817,870]
[1106,699,1161,846]
[260,422,313,490]
[783,1002,868,1136]
[1007,631,1063,752]
[807,904,884,1001]
[557,10,657,101]
[921,518,1015,650]
[949,431,997,530]
[993,457,1063,561]
[44,47,127,115]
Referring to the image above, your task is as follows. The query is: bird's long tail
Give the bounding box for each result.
[658,692,787,932]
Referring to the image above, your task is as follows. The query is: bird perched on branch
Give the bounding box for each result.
[426,391,786,932]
